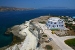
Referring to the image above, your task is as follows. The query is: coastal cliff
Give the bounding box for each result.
[6,24,27,39]
[5,21,39,50]
[4,16,50,50]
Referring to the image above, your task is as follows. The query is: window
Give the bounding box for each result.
[48,21,51,23]
[59,25,63,27]
[48,21,50,23]
[48,25,50,27]
[61,21,63,23]
[61,25,63,27]
[57,25,58,27]
[51,22,52,24]
[53,25,54,27]
[54,22,56,24]
[62,21,63,23]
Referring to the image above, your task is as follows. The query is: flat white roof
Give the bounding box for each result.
[48,17,60,22]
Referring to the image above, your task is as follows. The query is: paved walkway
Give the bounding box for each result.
[38,23,74,50]
[20,21,38,50]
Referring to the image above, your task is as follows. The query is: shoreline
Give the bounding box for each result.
[0,16,49,50]
[5,20,38,50]
[0,15,75,50]
[0,16,50,48]
[0,23,28,49]
[0,33,25,50]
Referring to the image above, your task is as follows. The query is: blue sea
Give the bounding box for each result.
[0,9,75,47]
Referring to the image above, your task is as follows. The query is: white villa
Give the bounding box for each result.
[46,17,65,30]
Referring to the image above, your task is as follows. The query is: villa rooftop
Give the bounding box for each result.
[48,17,61,22]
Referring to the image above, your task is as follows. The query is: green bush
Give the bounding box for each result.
[73,19,75,21]
[45,45,52,50]
[65,23,72,27]
[39,21,46,24]
[43,35,47,37]
[50,29,59,31]
[72,26,75,30]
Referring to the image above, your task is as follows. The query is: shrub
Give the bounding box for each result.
[72,26,75,31]
[42,35,47,37]
[45,45,52,50]
[65,23,72,27]
[50,29,59,31]
[39,21,46,24]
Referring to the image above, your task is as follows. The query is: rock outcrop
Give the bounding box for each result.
[6,23,27,39]
[6,21,39,50]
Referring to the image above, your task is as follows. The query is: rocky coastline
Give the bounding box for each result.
[5,25,27,39]
[0,22,28,50]
[0,16,50,50]
[1,15,75,50]
[5,20,39,50]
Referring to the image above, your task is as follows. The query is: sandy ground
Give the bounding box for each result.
[31,16,50,23]
[37,23,74,50]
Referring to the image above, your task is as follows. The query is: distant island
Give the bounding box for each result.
[0,6,35,12]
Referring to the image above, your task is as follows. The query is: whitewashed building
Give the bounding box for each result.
[46,17,65,30]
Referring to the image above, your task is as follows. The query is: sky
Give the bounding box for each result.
[0,0,75,9]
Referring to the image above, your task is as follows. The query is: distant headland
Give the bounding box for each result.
[0,6,35,12]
